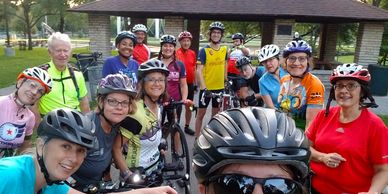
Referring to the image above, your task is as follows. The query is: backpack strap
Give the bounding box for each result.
[67,64,81,100]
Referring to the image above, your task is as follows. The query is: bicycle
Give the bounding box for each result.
[71,52,103,81]
[200,81,241,111]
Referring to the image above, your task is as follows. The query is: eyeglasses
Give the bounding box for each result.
[105,98,130,108]
[287,56,308,63]
[144,77,165,84]
[207,174,303,194]
[26,80,46,96]
[334,83,360,91]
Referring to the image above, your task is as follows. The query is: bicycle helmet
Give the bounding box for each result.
[209,21,225,32]
[17,67,52,94]
[98,73,137,97]
[38,108,97,150]
[115,31,137,46]
[178,31,193,41]
[259,44,280,62]
[283,40,312,58]
[329,63,370,84]
[193,107,310,183]
[231,33,244,40]
[160,34,176,46]
[132,24,148,33]
[235,56,251,68]
[138,58,170,80]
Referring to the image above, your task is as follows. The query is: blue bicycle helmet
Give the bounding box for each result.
[283,40,312,58]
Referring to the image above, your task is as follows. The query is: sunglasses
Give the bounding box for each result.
[207,174,303,194]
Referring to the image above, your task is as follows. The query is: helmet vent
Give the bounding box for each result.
[81,136,93,145]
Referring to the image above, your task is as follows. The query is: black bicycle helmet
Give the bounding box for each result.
[98,73,137,97]
[138,58,170,80]
[193,107,310,183]
[37,108,98,150]
[115,31,137,46]
[231,32,244,40]
[160,34,176,46]
[209,21,225,32]
[235,56,251,68]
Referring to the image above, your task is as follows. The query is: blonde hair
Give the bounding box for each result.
[47,32,72,50]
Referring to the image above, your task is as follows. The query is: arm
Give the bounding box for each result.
[262,95,275,109]
[16,136,33,155]
[367,164,388,193]
[79,96,91,114]
[309,140,346,167]
[112,133,131,173]
[196,64,206,89]
[241,47,250,56]
[305,107,321,129]
[179,78,188,101]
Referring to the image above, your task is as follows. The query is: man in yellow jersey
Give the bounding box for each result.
[31,32,90,127]
[195,21,228,137]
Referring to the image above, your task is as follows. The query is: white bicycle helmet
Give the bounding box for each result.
[132,24,148,33]
[17,67,52,94]
[330,63,370,84]
[259,44,280,62]
[209,21,225,32]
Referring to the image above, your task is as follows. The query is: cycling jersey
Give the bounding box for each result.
[259,67,288,107]
[120,100,162,170]
[0,155,70,193]
[227,46,246,75]
[0,95,34,152]
[306,107,388,194]
[133,44,151,65]
[198,45,228,90]
[72,111,117,188]
[166,60,186,101]
[39,61,88,115]
[240,66,266,106]
[278,72,324,117]
[176,48,196,84]
[102,56,138,81]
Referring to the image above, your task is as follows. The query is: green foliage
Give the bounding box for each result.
[200,20,261,40]
[294,23,320,55]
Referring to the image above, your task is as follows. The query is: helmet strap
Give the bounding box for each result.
[36,141,64,186]
[269,66,279,75]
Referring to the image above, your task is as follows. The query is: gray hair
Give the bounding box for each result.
[47,32,72,50]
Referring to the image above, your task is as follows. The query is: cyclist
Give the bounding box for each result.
[157,34,188,124]
[32,32,90,124]
[195,21,228,137]
[132,24,151,65]
[0,67,52,158]
[0,108,176,194]
[70,73,137,190]
[193,107,311,194]
[235,56,265,107]
[103,31,139,80]
[113,59,169,181]
[175,31,196,135]
[258,44,288,108]
[227,32,250,76]
[306,63,388,194]
[278,39,324,128]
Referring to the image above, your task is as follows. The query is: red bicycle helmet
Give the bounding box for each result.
[178,31,193,41]
[329,63,370,84]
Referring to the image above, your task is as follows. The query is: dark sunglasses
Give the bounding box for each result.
[207,174,303,194]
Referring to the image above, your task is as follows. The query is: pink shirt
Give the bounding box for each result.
[0,95,35,149]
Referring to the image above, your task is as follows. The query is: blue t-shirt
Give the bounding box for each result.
[0,155,70,194]
[102,56,138,81]
[259,67,288,107]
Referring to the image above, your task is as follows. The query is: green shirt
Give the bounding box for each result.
[39,61,88,115]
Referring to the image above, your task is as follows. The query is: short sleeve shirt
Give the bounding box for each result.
[176,48,196,84]
[198,45,228,90]
[166,60,186,101]
[102,56,138,83]
[259,67,288,107]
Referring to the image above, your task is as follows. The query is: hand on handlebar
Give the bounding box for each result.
[245,94,258,106]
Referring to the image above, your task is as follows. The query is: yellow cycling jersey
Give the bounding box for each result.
[199,45,227,90]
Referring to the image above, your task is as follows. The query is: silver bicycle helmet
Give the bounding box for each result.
[138,58,170,80]
[235,56,251,68]
[17,67,52,94]
[160,34,177,46]
[132,24,148,33]
[259,44,280,62]
[209,21,225,32]
[115,31,137,46]
[98,73,137,97]
[193,107,310,183]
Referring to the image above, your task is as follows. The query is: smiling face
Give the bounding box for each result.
[39,138,87,181]
[334,79,362,109]
[99,92,131,125]
[210,29,222,43]
[143,72,166,100]
[232,39,242,47]
[161,43,175,59]
[286,53,309,77]
[179,38,191,50]
[117,38,134,58]
[16,79,46,105]
[263,57,280,73]
[135,31,146,43]
[48,40,72,71]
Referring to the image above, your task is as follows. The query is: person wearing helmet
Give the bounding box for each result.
[132,24,151,64]
[0,67,52,158]
[113,58,170,182]
[69,73,138,190]
[157,34,189,126]
[258,44,288,108]
[193,107,311,194]
[32,32,90,126]
[305,63,388,194]
[235,56,265,107]
[195,21,228,137]
[176,31,197,135]
[227,32,250,76]
[278,39,324,128]
[0,108,176,194]
[102,31,139,81]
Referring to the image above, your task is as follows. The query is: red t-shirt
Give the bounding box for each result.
[176,48,196,84]
[133,44,150,65]
[306,107,388,194]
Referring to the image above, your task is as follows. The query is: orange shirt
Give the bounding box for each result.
[176,48,196,84]
[133,44,150,65]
